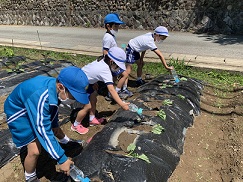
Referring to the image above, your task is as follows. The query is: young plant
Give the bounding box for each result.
[6,64,25,73]
[177,94,185,100]
[157,109,166,120]
[5,56,26,74]
[126,143,151,163]
[160,84,173,89]
[152,124,165,134]
[163,99,173,106]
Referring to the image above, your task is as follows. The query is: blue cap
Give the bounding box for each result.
[57,66,89,104]
[104,13,125,24]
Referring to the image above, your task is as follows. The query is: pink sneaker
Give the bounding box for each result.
[71,124,89,135]
[89,117,105,126]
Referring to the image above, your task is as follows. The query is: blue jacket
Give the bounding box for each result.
[4,75,68,164]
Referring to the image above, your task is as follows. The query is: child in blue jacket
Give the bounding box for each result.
[4,66,89,182]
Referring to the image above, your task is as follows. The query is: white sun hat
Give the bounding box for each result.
[107,47,126,70]
[154,26,169,36]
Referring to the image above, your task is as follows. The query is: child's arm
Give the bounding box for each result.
[107,84,129,110]
[103,49,108,55]
[154,49,173,70]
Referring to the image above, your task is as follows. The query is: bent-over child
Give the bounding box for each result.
[118,26,173,89]
[4,66,89,182]
[71,47,130,135]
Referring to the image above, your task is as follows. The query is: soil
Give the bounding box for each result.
[0,75,242,182]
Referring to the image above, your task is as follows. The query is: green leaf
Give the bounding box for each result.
[6,69,13,73]
[127,143,136,153]
[157,109,166,120]
[160,84,167,89]
[177,94,185,100]
[152,124,165,134]
[180,77,188,81]
[163,99,173,106]
[137,154,151,163]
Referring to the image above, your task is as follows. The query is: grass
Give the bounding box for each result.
[1,45,243,89]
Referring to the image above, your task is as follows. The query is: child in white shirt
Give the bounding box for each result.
[71,47,130,135]
[119,26,173,88]
[102,13,133,100]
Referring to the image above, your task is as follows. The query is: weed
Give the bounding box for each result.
[0,45,243,88]
[168,57,190,70]
[0,47,14,57]
[214,98,223,108]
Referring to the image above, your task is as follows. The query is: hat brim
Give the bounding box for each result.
[69,89,89,105]
[114,60,126,71]
[114,20,125,24]
[157,33,169,37]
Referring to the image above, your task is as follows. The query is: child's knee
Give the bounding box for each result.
[27,142,41,157]
[122,71,129,77]
[84,103,92,110]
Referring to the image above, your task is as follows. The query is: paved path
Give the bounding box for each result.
[0,25,242,72]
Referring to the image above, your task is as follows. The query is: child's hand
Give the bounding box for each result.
[121,102,130,110]
[59,158,74,176]
[167,66,174,70]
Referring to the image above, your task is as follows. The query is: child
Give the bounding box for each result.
[4,66,89,182]
[71,47,130,135]
[103,13,133,100]
[118,26,173,88]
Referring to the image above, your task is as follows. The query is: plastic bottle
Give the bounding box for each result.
[129,103,143,115]
[170,67,180,83]
[69,164,90,182]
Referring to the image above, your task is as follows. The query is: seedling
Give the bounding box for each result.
[40,53,55,65]
[177,94,185,100]
[126,143,151,163]
[157,109,166,120]
[152,124,165,134]
[163,99,173,106]
[160,84,173,89]
[4,57,26,74]
[180,77,188,81]
[6,64,25,73]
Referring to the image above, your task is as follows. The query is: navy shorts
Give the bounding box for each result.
[112,68,125,77]
[86,82,108,96]
[126,45,140,64]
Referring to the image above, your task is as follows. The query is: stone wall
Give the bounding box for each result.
[0,0,242,34]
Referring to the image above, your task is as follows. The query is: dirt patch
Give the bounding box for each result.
[0,79,242,181]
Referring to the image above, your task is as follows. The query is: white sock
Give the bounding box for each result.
[123,85,127,90]
[25,170,37,180]
[59,135,70,144]
[74,120,80,127]
[137,77,142,81]
[115,87,121,92]
[89,115,95,121]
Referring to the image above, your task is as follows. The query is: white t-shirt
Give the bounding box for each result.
[128,32,157,52]
[102,33,117,50]
[82,59,113,85]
